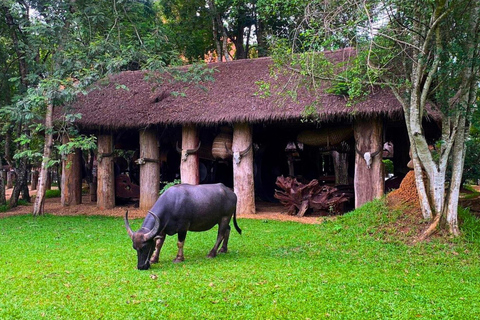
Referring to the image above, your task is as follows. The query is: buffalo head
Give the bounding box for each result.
[125,211,160,270]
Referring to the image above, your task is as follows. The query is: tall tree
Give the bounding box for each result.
[276,0,479,237]
[0,0,177,214]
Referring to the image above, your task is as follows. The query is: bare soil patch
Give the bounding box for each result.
[1,188,326,224]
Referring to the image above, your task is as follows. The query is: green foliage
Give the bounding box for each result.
[383,159,394,175]
[1,204,480,318]
[44,189,61,199]
[159,179,181,195]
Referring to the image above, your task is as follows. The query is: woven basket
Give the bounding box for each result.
[212,128,233,160]
[297,127,353,147]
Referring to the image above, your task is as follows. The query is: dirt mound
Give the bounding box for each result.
[386,171,421,213]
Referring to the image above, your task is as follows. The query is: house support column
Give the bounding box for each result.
[233,122,255,215]
[61,135,83,206]
[180,125,200,185]
[139,128,160,210]
[97,134,115,209]
[354,116,384,208]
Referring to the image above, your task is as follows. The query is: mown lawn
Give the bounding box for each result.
[1,201,479,319]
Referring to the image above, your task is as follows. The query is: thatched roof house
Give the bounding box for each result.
[65,48,438,215]
[72,48,405,130]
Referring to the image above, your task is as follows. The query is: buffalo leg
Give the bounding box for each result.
[173,231,186,263]
[218,226,231,254]
[208,219,230,258]
[150,233,166,264]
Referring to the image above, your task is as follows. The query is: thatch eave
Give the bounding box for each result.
[68,48,429,131]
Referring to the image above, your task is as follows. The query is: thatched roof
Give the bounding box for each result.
[69,48,405,130]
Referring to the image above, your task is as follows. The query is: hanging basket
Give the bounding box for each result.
[212,127,233,160]
[297,127,353,147]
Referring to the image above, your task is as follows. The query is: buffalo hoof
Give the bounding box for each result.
[207,251,217,258]
[150,257,159,264]
[218,247,228,254]
[173,256,184,263]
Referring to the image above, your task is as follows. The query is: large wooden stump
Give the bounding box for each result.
[61,136,83,206]
[354,116,384,208]
[180,125,200,185]
[139,129,160,210]
[97,134,115,209]
[233,123,255,215]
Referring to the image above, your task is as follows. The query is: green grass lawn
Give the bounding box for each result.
[1,201,480,319]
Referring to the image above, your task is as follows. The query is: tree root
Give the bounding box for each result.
[417,214,441,241]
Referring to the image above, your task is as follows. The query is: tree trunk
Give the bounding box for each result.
[61,136,83,206]
[9,160,29,207]
[207,0,223,62]
[233,27,246,59]
[6,171,13,189]
[354,116,384,208]
[0,171,5,205]
[232,122,255,215]
[31,170,39,190]
[256,18,267,57]
[180,125,200,185]
[139,129,160,210]
[33,104,54,216]
[97,134,115,209]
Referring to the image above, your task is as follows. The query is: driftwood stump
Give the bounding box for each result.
[274,176,350,216]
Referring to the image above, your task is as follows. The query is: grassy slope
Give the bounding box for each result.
[0,201,479,319]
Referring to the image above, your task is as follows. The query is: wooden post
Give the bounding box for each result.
[354,116,384,208]
[232,122,255,215]
[139,128,160,210]
[97,134,115,209]
[180,125,200,185]
[61,136,83,206]
[332,150,349,185]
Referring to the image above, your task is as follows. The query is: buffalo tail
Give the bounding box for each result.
[233,209,242,235]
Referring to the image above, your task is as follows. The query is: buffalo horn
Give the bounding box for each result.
[176,141,182,153]
[124,210,134,240]
[224,142,233,156]
[186,141,201,154]
[239,143,252,156]
[176,141,201,154]
[143,212,160,241]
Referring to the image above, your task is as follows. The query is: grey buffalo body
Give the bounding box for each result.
[125,183,241,270]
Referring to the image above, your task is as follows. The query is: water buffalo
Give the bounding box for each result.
[125,183,241,270]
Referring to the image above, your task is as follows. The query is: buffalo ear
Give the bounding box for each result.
[125,210,135,240]
[143,212,160,241]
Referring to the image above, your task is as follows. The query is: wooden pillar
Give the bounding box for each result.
[332,150,349,185]
[61,136,83,206]
[180,125,200,185]
[354,116,384,208]
[97,134,115,209]
[232,122,255,215]
[139,129,160,210]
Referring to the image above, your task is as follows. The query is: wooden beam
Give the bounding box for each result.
[97,134,115,209]
[139,129,160,210]
[61,135,83,206]
[180,125,200,185]
[354,116,384,208]
[233,122,255,215]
